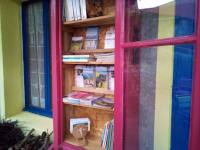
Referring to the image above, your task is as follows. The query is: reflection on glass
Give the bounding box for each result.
[125,0,195,42]
[124,44,193,150]
[27,2,45,109]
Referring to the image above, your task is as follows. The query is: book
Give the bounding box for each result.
[72,0,77,20]
[66,0,74,21]
[85,27,99,50]
[80,94,103,106]
[94,53,114,63]
[70,118,91,134]
[104,27,115,49]
[75,65,84,87]
[80,0,87,20]
[70,37,83,51]
[62,55,95,62]
[95,66,108,89]
[63,91,91,104]
[92,97,114,109]
[86,0,103,18]
[75,0,81,20]
[83,66,95,88]
[108,66,114,91]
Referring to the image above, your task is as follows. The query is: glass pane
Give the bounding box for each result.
[125,0,195,42]
[124,44,194,150]
[27,1,45,109]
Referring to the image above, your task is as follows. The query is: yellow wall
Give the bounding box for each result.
[154,2,175,150]
[0,0,24,118]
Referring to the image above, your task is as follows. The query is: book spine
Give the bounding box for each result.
[76,0,81,20]
[80,0,87,20]
[66,0,74,21]
[71,0,77,20]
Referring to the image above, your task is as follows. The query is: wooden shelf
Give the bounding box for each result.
[72,86,114,95]
[63,61,114,65]
[64,135,102,150]
[69,48,114,54]
[63,101,114,112]
[63,14,115,27]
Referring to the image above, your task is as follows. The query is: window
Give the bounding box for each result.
[22,0,51,117]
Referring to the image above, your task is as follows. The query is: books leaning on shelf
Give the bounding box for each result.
[70,37,83,51]
[94,53,114,63]
[85,27,99,50]
[104,26,115,49]
[63,0,87,21]
[101,120,114,150]
[62,55,95,62]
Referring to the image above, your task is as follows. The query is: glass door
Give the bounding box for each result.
[114,0,200,150]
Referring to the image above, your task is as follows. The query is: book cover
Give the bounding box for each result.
[70,118,90,133]
[80,94,103,106]
[82,66,95,88]
[70,37,83,51]
[108,66,114,91]
[75,65,84,87]
[104,27,115,49]
[85,27,99,49]
[95,66,108,89]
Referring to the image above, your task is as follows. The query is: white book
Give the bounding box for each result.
[76,0,81,20]
[80,0,87,20]
[66,0,74,21]
[72,0,78,20]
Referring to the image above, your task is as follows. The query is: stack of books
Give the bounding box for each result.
[94,53,114,63]
[63,92,114,109]
[101,120,114,150]
[63,91,103,106]
[62,55,95,62]
[63,0,87,21]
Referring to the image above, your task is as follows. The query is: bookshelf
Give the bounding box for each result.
[61,0,115,149]
[69,48,114,54]
[63,61,114,65]
[63,14,115,27]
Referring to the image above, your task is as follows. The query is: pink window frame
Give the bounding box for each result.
[50,0,200,149]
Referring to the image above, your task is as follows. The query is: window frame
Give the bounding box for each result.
[22,0,52,117]
[115,0,200,150]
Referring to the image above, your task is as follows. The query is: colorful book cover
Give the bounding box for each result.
[82,66,95,88]
[70,118,90,133]
[70,37,83,51]
[85,27,99,49]
[96,66,108,89]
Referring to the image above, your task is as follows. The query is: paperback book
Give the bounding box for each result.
[85,27,99,49]
[75,65,84,88]
[83,66,95,88]
[70,37,83,51]
[95,66,108,89]
[104,27,115,49]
